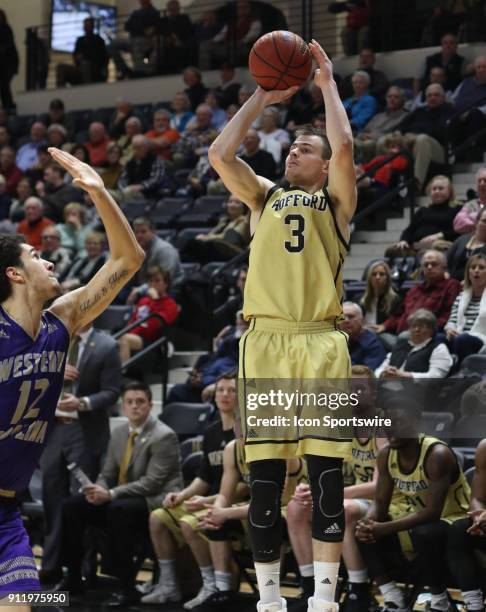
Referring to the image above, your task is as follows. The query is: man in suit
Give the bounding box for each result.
[40,323,122,583]
[56,380,183,606]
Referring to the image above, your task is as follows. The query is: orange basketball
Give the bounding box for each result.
[249,30,312,91]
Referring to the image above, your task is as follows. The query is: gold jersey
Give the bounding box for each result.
[388,435,470,521]
[243,185,349,322]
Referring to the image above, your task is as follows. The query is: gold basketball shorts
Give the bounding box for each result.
[239,318,352,462]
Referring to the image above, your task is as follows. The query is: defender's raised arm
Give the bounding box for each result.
[48,148,145,333]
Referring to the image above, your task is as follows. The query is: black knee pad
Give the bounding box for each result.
[248,460,286,562]
[306,455,345,542]
[249,479,280,528]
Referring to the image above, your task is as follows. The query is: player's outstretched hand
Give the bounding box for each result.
[257,85,300,107]
[48,147,104,193]
[309,39,333,88]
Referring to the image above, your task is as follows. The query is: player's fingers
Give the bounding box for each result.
[311,39,326,56]
[48,147,76,166]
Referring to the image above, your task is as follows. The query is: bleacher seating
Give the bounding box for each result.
[151,197,192,228]
[421,412,454,438]
[159,402,214,439]
[176,196,226,228]
[181,451,204,486]
[120,199,154,222]
[94,305,133,333]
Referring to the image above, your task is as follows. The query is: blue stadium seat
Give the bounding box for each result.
[156,229,177,243]
[181,262,201,276]
[94,305,133,333]
[152,197,192,228]
[176,196,226,228]
[180,436,203,461]
[120,199,154,221]
[175,227,210,250]
[344,281,366,301]
[420,411,454,438]
[92,107,114,127]
[67,109,93,133]
[182,451,203,485]
[159,402,214,438]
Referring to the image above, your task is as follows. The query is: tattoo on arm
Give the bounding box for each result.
[79,269,129,314]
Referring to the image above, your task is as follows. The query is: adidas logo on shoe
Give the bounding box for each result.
[323,522,341,534]
[265,579,276,586]
[321,578,332,584]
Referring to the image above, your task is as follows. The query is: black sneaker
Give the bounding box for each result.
[342,582,371,612]
[52,576,85,595]
[300,575,314,596]
[381,603,411,612]
[199,590,237,610]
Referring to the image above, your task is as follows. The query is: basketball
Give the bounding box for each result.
[249,30,313,91]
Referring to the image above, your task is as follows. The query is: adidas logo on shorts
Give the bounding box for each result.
[323,522,341,535]
[321,578,332,584]
[265,579,276,586]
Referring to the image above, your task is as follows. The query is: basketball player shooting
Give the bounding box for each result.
[209,40,357,612]
[0,148,144,609]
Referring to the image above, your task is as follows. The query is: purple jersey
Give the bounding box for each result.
[0,306,69,494]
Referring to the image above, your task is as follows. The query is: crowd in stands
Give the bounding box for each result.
[1,5,486,609]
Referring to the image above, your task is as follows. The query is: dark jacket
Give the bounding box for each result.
[0,23,19,78]
[400,202,460,244]
[397,103,454,145]
[389,337,440,372]
[422,51,465,92]
[348,329,387,370]
[447,233,486,280]
[125,5,160,37]
[75,328,122,455]
[74,33,108,70]
[240,149,276,180]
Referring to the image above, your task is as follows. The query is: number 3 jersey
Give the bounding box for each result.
[0,307,69,494]
[243,185,349,323]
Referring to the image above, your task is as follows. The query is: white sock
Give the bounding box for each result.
[299,564,315,578]
[214,570,232,592]
[430,591,449,611]
[313,561,340,602]
[200,565,216,591]
[347,569,368,583]
[254,560,281,604]
[463,589,484,611]
[158,559,177,589]
[379,582,405,608]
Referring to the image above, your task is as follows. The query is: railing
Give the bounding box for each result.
[23,1,486,91]
[113,312,169,403]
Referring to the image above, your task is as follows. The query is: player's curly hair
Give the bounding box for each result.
[0,234,25,303]
[294,126,332,160]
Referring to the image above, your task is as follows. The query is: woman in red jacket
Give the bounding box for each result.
[118,266,179,363]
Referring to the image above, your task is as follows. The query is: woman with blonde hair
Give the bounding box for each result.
[446,253,486,362]
[387,174,460,256]
[358,260,400,328]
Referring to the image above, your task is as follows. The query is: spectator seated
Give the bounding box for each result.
[180,195,249,263]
